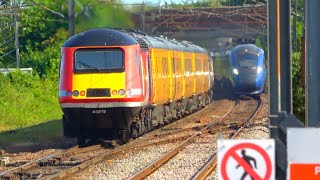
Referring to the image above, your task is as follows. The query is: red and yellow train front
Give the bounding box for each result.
[59,42,148,139]
[59,46,146,107]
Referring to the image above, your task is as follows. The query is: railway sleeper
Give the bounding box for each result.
[17,172,43,179]
[39,157,62,166]
[1,172,16,180]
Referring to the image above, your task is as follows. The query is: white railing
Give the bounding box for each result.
[0,68,33,75]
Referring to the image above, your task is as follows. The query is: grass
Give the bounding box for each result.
[0,72,62,132]
[0,72,63,146]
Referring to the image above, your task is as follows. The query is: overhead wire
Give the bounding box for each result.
[24,16,67,22]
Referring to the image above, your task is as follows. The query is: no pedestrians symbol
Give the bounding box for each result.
[218,139,275,180]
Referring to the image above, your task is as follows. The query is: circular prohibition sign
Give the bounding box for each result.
[221,142,272,180]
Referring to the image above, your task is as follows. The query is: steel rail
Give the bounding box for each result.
[129,100,241,180]
[140,103,217,142]
[191,96,263,180]
[42,134,194,180]
[0,143,108,178]
[151,125,207,139]
[0,145,79,177]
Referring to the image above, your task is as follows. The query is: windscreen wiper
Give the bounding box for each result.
[78,61,101,72]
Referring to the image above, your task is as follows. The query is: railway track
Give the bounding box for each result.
[43,101,231,179]
[0,97,255,179]
[0,134,194,180]
[128,96,263,179]
[0,144,106,179]
[0,103,218,179]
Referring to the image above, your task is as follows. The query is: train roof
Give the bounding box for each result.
[134,34,207,53]
[62,28,138,47]
[231,44,264,54]
[63,28,207,53]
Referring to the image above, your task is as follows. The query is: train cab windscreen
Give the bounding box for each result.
[236,53,258,68]
[74,49,124,73]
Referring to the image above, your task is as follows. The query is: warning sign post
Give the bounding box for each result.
[217,139,275,180]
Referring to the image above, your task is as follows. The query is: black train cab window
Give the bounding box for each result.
[74,48,124,73]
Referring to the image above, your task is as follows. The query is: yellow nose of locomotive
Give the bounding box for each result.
[72,73,126,99]
[70,48,129,100]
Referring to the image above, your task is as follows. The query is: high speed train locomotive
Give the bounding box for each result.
[59,28,213,144]
[212,44,266,95]
[230,44,266,95]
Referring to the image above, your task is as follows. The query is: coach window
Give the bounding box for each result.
[74,48,124,73]
[162,57,168,75]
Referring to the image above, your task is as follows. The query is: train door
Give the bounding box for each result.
[146,53,152,103]
[171,50,176,100]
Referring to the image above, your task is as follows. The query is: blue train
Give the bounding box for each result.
[212,44,266,96]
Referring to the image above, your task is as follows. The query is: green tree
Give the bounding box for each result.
[75,0,134,32]
[0,0,135,77]
[0,2,20,67]
[292,52,305,122]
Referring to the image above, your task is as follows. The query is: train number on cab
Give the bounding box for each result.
[92,110,107,114]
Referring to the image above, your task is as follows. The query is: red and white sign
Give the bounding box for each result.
[287,128,320,180]
[217,139,275,180]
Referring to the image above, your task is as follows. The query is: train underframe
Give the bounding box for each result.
[234,81,264,96]
[62,92,211,144]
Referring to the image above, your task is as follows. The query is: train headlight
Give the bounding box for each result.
[233,68,239,75]
[66,91,72,97]
[257,67,263,74]
[72,90,79,97]
[112,90,118,96]
[125,89,131,96]
[80,90,86,96]
[118,89,125,96]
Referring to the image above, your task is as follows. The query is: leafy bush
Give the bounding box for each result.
[0,72,62,132]
[0,1,136,133]
[292,52,305,123]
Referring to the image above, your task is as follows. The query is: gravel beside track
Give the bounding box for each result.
[147,133,218,180]
[141,96,266,179]
[72,144,176,180]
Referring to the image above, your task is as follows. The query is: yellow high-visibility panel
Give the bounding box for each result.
[72,73,125,99]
